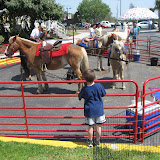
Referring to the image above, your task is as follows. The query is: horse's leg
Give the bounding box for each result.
[34,68,44,93]
[120,66,126,90]
[112,69,116,89]
[97,56,101,71]
[100,56,104,71]
[73,68,83,93]
[40,70,49,91]
[20,52,31,80]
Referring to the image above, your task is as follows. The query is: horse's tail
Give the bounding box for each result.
[80,47,89,75]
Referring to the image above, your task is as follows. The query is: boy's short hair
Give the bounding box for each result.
[83,69,96,82]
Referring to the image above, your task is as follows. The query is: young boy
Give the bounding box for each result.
[78,69,106,147]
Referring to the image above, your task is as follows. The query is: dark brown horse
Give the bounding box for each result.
[76,33,118,71]
[5,36,89,93]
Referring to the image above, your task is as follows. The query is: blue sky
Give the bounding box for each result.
[55,0,157,18]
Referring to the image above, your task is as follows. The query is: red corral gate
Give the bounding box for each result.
[0,78,159,144]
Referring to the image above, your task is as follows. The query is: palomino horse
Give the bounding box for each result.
[5,36,89,93]
[76,33,118,71]
[110,40,128,90]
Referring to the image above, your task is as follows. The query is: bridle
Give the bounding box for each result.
[6,40,17,57]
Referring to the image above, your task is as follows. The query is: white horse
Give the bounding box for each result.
[110,40,128,90]
[106,24,129,43]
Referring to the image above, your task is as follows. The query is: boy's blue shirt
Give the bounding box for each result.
[78,83,106,118]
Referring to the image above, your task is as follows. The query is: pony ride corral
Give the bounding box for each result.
[5,36,89,93]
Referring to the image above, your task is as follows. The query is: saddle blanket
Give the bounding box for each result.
[79,38,99,48]
[36,42,73,57]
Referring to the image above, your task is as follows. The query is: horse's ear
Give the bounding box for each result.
[13,36,17,42]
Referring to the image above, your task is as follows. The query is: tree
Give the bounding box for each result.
[4,0,63,29]
[129,3,135,9]
[77,0,111,23]
[0,0,64,40]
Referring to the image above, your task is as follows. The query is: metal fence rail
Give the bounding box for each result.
[0,79,140,144]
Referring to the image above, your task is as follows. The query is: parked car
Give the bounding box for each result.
[115,21,121,26]
[154,21,158,28]
[137,21,158,29]
[100,21,111,28]
[90,23,107,28]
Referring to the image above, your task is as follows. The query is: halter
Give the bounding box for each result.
[114,47,124,60]
[7,41,16,56]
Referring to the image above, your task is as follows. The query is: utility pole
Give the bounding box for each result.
[120,0,121,17]
[117,0,121,18]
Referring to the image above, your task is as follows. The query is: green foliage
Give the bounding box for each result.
[9,28,20,36]
[77,0,111,23]
[0,0,64,31]
[156,0,160,8]
[0,35,5,44]
[20,31,30,39]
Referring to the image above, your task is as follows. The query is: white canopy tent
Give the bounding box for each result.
[121,8,159,20]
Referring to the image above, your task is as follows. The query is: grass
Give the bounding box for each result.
[66,30,80,37]
[0,140,160,160]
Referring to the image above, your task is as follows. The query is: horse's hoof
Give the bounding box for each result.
[36,89,43,94]
[76,91,80,94]
[112,86,115,89]
[101,68,105,71]
[43,86,49,91]
[97,68,101,71]
[26,76,32,81]
[122,87,126,90]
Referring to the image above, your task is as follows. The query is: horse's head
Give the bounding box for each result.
[112,40,125,59]
[5,35,19,57]
[112,40,124,51]
[105,33,118,47]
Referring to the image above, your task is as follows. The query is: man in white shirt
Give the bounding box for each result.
[30,26,42,41]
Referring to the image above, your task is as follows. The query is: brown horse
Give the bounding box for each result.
[76,33,118,71]
[5,36,89,93]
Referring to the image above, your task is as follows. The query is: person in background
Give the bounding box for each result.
[89,24,97,39]
[95,23,103,38]
[149,20,152,30]
[132,22,140,47]
[39,25,48,47]
[78,69,106,147]
[112,24,119,32]
[39,25,48,71]
[121,22,123,30]
[30,26,42,42]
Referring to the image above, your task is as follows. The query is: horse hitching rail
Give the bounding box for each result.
[0,79,140,144]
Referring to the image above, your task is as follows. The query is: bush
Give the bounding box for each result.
[0,35,5,44]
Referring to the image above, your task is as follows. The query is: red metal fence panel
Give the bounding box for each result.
[0,80,139,143]
[142,76,160,142]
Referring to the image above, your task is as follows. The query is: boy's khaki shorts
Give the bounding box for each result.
[85,114,106,126]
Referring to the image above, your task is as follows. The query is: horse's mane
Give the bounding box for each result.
[19,37,40,44]
[9,36,40,45]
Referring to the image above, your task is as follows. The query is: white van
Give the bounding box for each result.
[100,21,112,28]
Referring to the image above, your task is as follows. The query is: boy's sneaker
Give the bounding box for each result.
[87,139,93,147]
[95,140,100,147]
